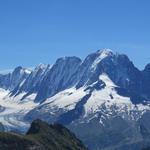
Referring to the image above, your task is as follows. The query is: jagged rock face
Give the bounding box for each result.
[12,64,50,96]
[0,66,31,91]
[142,64,150,99]
[0,74,11,90]
[35,57,82,102]
[0,123,4,132]
[10,57,82,102]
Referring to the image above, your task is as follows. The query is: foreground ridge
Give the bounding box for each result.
[0,119,87,150]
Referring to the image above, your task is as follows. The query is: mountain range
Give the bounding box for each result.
[0,49,150,150]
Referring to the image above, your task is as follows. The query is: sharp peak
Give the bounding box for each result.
[86,48,133,65]
[96,48,114,54]
[13,66,31,70]
[36,63,49,69]
[37,63,48,67]
[85,49,116,59]
[14,66,23,70]
[144,63,150,71]
[96,49,131,59]
[13,66,25,72]
[12,66,32,75]
[56,56,81,63]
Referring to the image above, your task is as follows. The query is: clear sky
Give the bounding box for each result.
[0,0,150,71]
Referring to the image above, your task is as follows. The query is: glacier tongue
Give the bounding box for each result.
[0,88,38,132]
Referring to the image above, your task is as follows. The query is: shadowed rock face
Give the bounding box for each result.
[0,66,30,91]
[0,123,4,132]
[143,148,150,150]
[0,119,88,150]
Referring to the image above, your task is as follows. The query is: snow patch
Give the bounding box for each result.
[99,73,118,87]
[43,87,86,111]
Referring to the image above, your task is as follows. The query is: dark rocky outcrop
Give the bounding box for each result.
[0,119,87,150]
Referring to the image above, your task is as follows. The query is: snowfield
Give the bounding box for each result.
[0,88,38,131]
[43,87,86,111]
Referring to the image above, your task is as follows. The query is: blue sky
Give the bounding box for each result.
[0,0,150,71]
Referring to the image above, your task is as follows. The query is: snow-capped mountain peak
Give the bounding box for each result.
[91,49,114,70]
[36,63,49,70]
[24,69,32,74]
[96,48,114,56]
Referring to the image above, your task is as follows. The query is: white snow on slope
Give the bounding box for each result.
[24,69,32,74]
[84,74,131,115]
[91,49,113,70]
[0,88,38,131]
[84,74,150,119]
[99,73,117,87]
[43,87,86,111]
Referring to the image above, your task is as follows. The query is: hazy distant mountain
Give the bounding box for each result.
[1,49,150,149]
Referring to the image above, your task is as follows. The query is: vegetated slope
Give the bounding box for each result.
[0,119,87,150]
